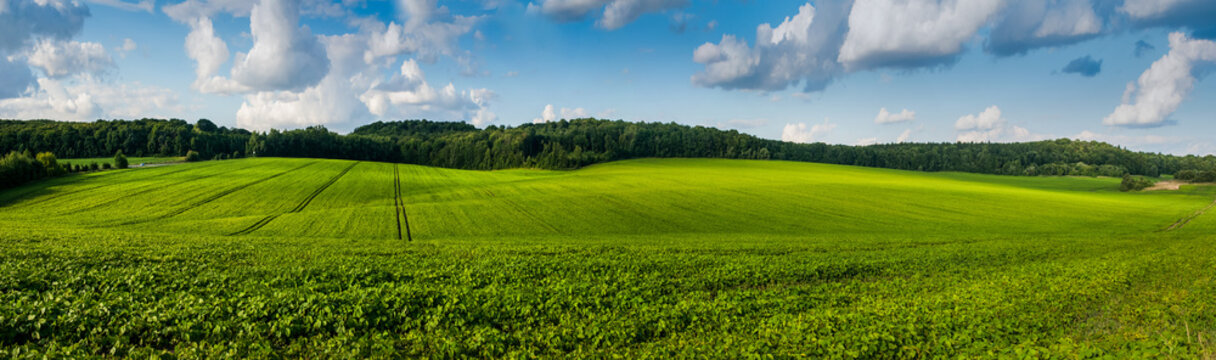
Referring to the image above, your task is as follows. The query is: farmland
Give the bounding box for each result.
[58,156,183,167]
[2,157,1216,358]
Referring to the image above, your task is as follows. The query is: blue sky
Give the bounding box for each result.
[1,0,1215,155]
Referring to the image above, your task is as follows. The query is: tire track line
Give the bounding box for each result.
[62,171,225,216]
[394,164,413,241]
[230,162,358,236]
[1163,195,1216,231]
[12,161,217,207]
[112,161,316,226]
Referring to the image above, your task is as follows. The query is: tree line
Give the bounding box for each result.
[4,118,1215,179]
[0,150,129,190]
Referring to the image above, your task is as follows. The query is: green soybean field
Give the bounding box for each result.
[2,157,1216,358]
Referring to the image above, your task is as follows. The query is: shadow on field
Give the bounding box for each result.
[0,173,96,207]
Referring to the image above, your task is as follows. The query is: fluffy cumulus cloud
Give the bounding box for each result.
[25,39,114,77]
[781,119,836,143]
[691,0,1215,95]
[1103,33,1216,127]
[1061,55,1102,77]
[692,2,850,92]
[839,0,1003,70]
[528,0,688,30]
[230,0,329,91]
[955,105,1045,142]
[532,104,589,124]
[363,0,481,65]
[985,0,1103,56]
[0,0,90,98]
[873,107,915,124]
[0,0,184,120]
[164,0,495,130]
[183,17,246,93]
[0,77,183,121]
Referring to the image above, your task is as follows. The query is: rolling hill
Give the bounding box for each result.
[2,158,1215,357]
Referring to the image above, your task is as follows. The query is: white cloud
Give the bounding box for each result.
[0,76,184,120]
[86,0,155,12]
[692,2,851,92]
[1120,0,1183,18]
[166,0,493,130]
[896,128,913,143]
[25,39,114,78]
[528,0,688,30]
[955,105,1047,142]
[1103,32,1216,127]
[120,38,137,52]
[839,0,1003,70]
[986,0,1102,56]
[230,0,329,91]
[874,107,915,124]
[955,105,1004,131]
[0,0,90,53]
[532,104,589,123]
[600,0,687,30]
[781,119,836,143]
[856,137,879,146]
[183,17,248,94]
[163,0,253,23]
[362,7,480,64]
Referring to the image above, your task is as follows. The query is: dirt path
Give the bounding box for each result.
[1164,196,1216,231]
[1145,180,1185,191]
[230,162,358,236]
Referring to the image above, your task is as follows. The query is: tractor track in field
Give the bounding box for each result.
[1163,195,1216,231]
[61,171,226,216]
[394,164,412,241]
[230,162,358,236]
[12,161,213,207]
[112,161,316,226]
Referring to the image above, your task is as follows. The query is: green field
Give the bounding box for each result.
[58,156,184,167]
[2,158,1215,358]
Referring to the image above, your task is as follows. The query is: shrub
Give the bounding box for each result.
[114,150,129,169]
[185,150,201,162]
[36,152,66,176]
[89,162,99,171]
[102,162,112,170]
[1120,174,1155,192]
[1196,170,1216,183]
[1175,170,1199,181]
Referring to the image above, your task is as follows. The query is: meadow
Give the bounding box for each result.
[1,157,1215,358]
[58,156,183,167]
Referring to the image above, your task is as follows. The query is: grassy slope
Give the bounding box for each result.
[1,158,1215,358]
[58,156,183,166]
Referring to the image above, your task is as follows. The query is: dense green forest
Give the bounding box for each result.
[3,118,1215,178]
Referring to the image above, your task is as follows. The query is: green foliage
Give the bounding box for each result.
[185,150,201,162]
[113,150,128,169]
[195,118,219,133]
[0,158,1214,357]
[1120,174,1155,192]
[5,119,1214,177]
[0,119,249,160]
